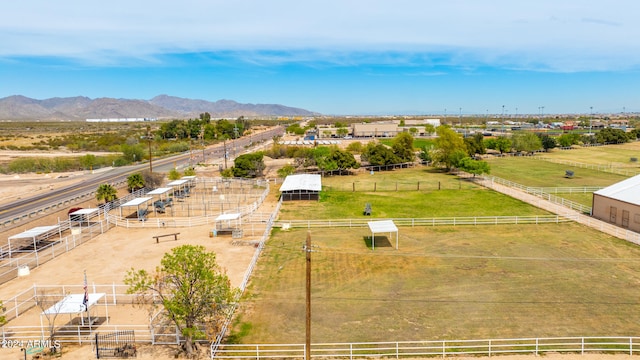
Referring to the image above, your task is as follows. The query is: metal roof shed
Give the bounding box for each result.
[119,197,152,220]
[367,220,398,250]
[213,213,242,235]
[7,225,62,258]
[279,174,322,201]
[68,208,101,226]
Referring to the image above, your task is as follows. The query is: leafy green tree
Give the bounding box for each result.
[595,128,630,144]
[329,147,359,172]
[539,134,557,152]
[79,154,97,170]
[336,127,349,137]
[95,183,118,203]
[511,132,542,153]
[464,133,485,155]
[494,136,512,154]
[184,167,196,176]
[418,145,432,163]
[557,133,581,147]
[458,157,491,176]
[233,152,265,178]
[121,144,145,164]
[168,168,182,181]
[125,245,238,356]
[346,141,363,154]
[432,126,466,170]
[127,173,145,192]
[361,143,399,166]
[448,149,469,169]
[424,124,436,136]
[277,164,296,178]
[391,132,415,163]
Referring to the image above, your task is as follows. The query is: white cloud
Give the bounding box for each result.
[2,0,640,71]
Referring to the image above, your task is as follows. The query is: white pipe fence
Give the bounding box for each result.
[273,215,574,229]
[481,175,593,214]
[213,337,640,359]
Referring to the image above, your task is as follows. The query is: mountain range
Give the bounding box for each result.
[0,95,318,120]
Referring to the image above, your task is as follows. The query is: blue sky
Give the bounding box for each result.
[1,0,640,115]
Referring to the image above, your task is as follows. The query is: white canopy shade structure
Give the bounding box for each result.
[41,293,106,327]
[182,175,197,187]
[147,187,173,196]
[147,187,174,214]
[279,174,322,201]
[167,179,191,200]
[167,179,189,187]
[119,197,152,219]
[68,208,100,226]
[7,225,61,258]
[368,220,399,250]
[213,213,241,232]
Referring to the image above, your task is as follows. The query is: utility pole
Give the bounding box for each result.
[146,125,153,173]
[223,138,228,169]
[304,231,312,360]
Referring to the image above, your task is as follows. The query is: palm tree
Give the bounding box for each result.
[127,173,145,193]
[96,184,118,203]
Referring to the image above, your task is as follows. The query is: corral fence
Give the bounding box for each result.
[104,178,270,229]
[214,337,640,359]
[210,197,283,356]
[529,156,640,177]
[0,178,127,231]
[0,220,111,285]
[273,215,574,229]
[480,175,594,214]
[0,283,183,346]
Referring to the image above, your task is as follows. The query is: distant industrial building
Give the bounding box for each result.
[351,122,399,137]
[86,118,157,122]
[592,174,640,232]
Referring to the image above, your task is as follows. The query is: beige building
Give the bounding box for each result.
[592,174,640,232]
[351,122,399,137]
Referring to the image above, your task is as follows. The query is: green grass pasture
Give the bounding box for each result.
[486,156,628,188]
[543,142,640,167]
[278,168,550,220]
[230,224,640,344]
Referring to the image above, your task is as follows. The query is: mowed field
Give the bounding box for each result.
[229,146,640,344]
[231,224,640,343]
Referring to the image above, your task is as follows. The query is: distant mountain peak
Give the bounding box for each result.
[0,95,318,120]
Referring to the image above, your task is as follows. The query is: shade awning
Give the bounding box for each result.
[147,187,173,195]
[367,220,398,250]
[167,179,189,186]
[215,213,241,221]
[120,197,152,207]
[8,225,60,240]
[42,293,105,315]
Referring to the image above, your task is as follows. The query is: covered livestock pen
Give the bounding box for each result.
[279,174,322,201]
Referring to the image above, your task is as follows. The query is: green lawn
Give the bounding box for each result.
[230,224,640,344]
[485,156,628,188]
[278,168,550,220]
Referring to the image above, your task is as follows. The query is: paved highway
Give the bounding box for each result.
[0,125,284,228]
